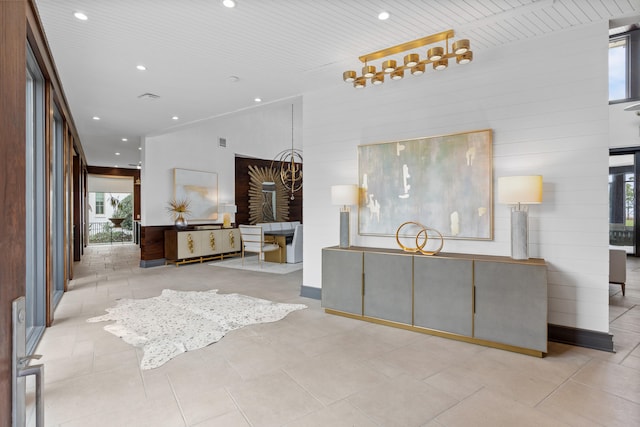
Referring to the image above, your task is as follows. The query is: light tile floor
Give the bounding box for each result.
[26,244,640,426]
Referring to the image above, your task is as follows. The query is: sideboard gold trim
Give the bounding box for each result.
[324,308,544,358]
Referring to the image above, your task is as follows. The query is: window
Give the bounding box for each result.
[95,192,104,215]
[609,36,628,101]
[25,43,47,353]
[609,28,640,103]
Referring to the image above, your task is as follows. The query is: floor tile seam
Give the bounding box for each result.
[532,371,576,410]
[224,385,255,427]
[166,373,189,427]
[601,340,640,368]
[40,356,137,388]
[420,390,469,426]
[280,366,329,409]
[609,322,640,336]
[608,306,634,323]
[563,376,640,406]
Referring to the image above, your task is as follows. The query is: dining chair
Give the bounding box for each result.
[239,225,281,266]
[286,224,303,264]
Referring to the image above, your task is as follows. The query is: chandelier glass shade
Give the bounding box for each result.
[342,30,472,88]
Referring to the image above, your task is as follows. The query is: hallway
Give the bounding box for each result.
[27,245,640,426]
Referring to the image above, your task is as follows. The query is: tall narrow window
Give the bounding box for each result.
[52,106,65,308]
[95,192,105,215]
[25,44,47,353]
[609,36,628,101]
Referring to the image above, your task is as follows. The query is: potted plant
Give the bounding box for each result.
[107,194,125,227]
[167,198,191,229]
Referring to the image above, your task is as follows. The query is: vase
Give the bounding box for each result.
[174,214,188,230]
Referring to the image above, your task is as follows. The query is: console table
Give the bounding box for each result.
[165,228,241,266]
[322,246,547,357]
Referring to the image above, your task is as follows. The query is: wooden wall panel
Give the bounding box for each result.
[140,226,172,260]
[0,2,26,425]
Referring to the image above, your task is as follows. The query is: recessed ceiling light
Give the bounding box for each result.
[122,138,128,142]
[114,165,119,168]
[254,97,262,103]
[223,0,236,8]
[74,12,88,21]
[136,65,147,71]
[172,116,179,120]
[115,152,120,156]
[92,116,100,120]
[378,11,390,20]
[138,147,142,150]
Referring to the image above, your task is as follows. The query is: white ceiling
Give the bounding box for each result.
[34,0,640,168]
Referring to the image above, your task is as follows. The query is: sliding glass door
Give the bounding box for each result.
[609,150,640,255]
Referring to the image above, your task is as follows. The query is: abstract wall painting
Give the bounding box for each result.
[358,129,493,240]
[174,168,218,220]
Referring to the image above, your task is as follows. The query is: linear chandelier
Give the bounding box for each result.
[342,30,473,89]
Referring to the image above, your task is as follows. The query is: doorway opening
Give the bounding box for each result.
[87,175,134,245]
[609,150,640,255]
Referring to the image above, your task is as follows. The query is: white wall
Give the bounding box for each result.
[610,101,640,148]
[141,97,302,226]
[303,23,611,333]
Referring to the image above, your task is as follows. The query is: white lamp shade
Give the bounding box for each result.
[331,185,359,206]
[498,176,543,204]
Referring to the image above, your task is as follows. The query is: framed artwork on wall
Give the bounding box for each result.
[358,129,493,240]
[174,168,219,221]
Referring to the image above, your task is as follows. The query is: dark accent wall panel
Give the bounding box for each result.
[141,226,173,261]
[0,2,27,425]
[234,155,303,226]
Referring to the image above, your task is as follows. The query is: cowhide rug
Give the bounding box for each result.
[87,289,307,369]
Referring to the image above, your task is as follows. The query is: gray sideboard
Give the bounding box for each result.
[321,246,548,357]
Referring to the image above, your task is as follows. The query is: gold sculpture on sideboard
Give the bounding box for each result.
[395,221,444,256]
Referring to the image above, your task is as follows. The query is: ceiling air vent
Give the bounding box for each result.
[219,137,227,148]
[137,93,160,100]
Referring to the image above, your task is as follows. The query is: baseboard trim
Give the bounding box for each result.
[300,285,321,300]
[140,258,166,268]
[548,323,615,353]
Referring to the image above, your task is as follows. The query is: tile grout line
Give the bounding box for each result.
[166,374,189,427]
[224,385,254,427]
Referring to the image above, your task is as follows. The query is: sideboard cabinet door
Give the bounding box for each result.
[414,256,473,336]
[177,231,201,258]
[222,229,241,253]
[321,248,363,315]
[200,230,221,256]
[363,252,413,324]
[474,261,548,352]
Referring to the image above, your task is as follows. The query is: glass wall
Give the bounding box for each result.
[25,44,47,353]
[610,153,637,255]
[52,106,65,307]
